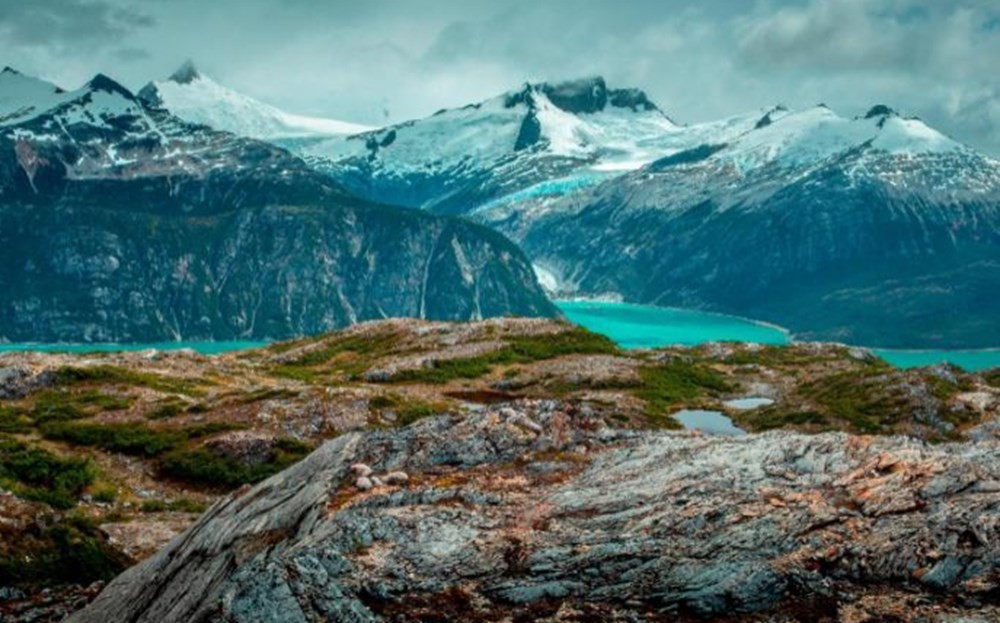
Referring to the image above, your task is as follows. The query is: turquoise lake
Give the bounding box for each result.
[556,301,1000,372]
[0,302,997,372]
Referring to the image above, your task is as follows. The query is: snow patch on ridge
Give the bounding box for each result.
[142,65,372,140]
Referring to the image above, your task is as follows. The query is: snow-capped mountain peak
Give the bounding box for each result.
[0,68,71,126]
[138,62,372,140]
[707,103,967,173]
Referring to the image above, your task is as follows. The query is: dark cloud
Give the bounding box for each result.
[0,0,997,155]
[0,0,154,50]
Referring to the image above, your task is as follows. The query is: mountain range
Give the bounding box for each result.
[143,64,996,349]
[1,61,998,347]
[0,66,555,342]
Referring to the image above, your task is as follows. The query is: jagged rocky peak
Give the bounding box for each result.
[86,73,135,98]
[542,76,611,113]
[754,104,790,129]
[865,104,898,119]
[169,60,201,84]
[505,76,662,115]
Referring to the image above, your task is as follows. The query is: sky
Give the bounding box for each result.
[1,0,999,155]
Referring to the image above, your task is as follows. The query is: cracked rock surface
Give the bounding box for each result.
[68,406,1000,622]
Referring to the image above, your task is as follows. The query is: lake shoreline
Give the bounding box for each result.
[1,302,997,372]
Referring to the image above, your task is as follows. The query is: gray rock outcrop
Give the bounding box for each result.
[69,406,1000,622]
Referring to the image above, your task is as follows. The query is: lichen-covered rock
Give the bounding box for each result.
[0,365,52,400]
[68,409,1000,623]
[204,432,280,467]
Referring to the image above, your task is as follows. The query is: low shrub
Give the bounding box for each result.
[0,436,95,509]
[0,514,127,587]
[30,389,133,424]
[0,405,31,433]
[159,438,312,489]
[391,326,618,385]
[140,497,206,513]
[52,365,208,396]
[634,360,732,417]
[40,421,240,457]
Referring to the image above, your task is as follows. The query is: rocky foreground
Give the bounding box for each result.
[0,318,998,621]
[70,407,999,622]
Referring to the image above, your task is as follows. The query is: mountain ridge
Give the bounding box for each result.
[137,61,372,140]
[0,68,557,342]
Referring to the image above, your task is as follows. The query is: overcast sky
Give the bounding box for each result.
[2,0,999,154]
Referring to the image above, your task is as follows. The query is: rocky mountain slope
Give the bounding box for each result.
[482,105,1000,349]
[137,61,372,140]
[0,68,556,342]
[1,319,998,620]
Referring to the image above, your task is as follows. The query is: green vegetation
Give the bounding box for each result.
[29,389,133,423]
[505,328,619,360]
[53,365,209,396]
[633,360,732,423]
[270,325,618,385]
[0,405,31,433]
[0,436,95,509]
[271,331,404,382]
[139,497,206,513]
[391,327,619,384]
[238,387,299,404]
[159,438,312,489]
[985,368,1000,389]
[734,408,830,432]
[800,372,907,434]
[0,513,127,587]
[90,483,119,504]
[369,393,448,427]
[40,421,238,457]
[146,402,184,420]
[722,345,893,372]
[800,369,975,435]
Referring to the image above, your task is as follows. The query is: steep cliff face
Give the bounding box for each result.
[0,71,556,342]
[485,107,1000,349]
[66,410,1000,623]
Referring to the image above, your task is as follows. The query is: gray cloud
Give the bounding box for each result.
[0,0,154,50]
[0,0,998,155]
